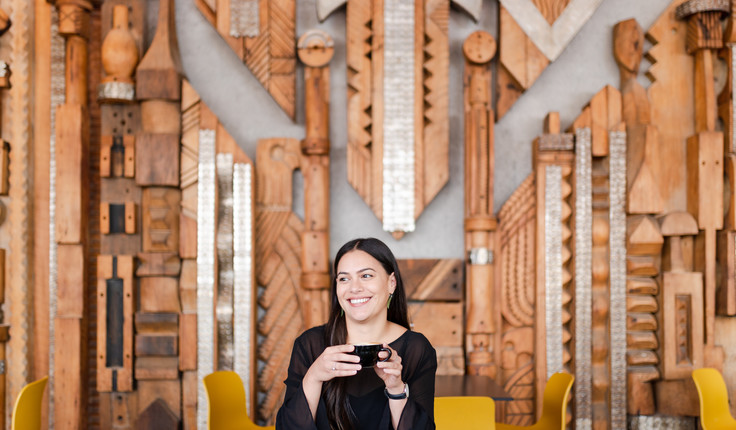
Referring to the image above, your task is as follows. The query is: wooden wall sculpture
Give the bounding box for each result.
[496,0,604,118]
[462,30,498,379]
[320,0,452,238]
[194,0,296,120]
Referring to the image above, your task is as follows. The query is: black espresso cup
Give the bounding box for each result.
[351,343,392,368]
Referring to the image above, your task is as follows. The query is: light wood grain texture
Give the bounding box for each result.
[136,252,181,277]
[463,30,497,378]
[137,380,181,423]
[496,175,535,425]
[135,134,180,186]
[182,370,198,430]
[179,313,197,370]
[298,30,333,328]
[255,137,304,424]
[646,0,694,213]
[142,187,181,253]
[135,0,181,101]
[140,277,181,312]
[661,272,704,380]
[398,259,463,301]
[55,104,90,244]
[54,317,85,429]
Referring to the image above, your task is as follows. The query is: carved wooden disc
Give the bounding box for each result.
[297,29,335,67]
[463,30,496,64]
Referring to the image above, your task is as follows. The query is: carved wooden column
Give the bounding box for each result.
[134,0,183,426]
[462,30,497,378]
[675,0,726,370]
[718,0,736,317]
[51,0,93,428]
[614,18,663,416]
[96,1,144,428]
[297,30,333,328]
[534,113,575,420]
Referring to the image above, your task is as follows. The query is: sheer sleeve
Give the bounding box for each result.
[394,333,437,430]
[275,329,323,430]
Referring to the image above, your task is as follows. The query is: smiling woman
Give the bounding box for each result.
[275,238,437,430]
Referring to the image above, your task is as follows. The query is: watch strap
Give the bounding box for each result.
[384,382,409,400]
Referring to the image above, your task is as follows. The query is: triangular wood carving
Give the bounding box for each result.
[497,0,604,118]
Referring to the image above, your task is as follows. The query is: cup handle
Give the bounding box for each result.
[378,347,392,362]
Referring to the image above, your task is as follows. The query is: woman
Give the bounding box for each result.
[276,238,437,430]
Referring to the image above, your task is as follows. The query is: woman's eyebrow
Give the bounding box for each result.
[337,267,376,275]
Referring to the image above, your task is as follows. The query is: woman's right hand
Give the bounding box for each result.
[305,344,362,383]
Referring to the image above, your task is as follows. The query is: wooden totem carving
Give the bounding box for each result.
[719,0,736,317]
[675,0,726,371]
[496,0,604,118]
[570,83,626,429]
[255,137,305,424]
[614,18,663,416]
[496,175,536,425]
[462,30,497,378]
[195,0,297,120]
[320,0,452,238]
[51,0,95,428]
[297,29,333,329]
[133,0,184,426]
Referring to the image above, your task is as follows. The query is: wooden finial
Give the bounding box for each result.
[99,5,139,103]
[136,0,182,101]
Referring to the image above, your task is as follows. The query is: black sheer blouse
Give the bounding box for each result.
[275,325,437,430]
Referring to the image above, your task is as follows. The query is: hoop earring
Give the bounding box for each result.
[340,308,344,317]
[387,293,393,310]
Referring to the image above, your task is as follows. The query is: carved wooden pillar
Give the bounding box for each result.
[675,0,726,369]
[614,18,663,416]
[134,0,183,426]
[717,0,736,317]
[297,30,333,328]
[534,113,575,420]
[462,30,497,378]
[51,1,93,428]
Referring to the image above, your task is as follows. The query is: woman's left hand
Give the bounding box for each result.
[374,344,404,393]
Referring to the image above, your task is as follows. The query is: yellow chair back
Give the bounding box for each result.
[435,396,495,430]
[692,367,736,430]
[496,372,574,430]
[203,371,275,430]
[11,376,48,430]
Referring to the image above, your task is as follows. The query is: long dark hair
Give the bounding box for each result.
[323,238,410,430]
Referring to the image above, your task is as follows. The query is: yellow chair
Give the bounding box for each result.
[11,376,48,430]
[203,371,275,430]
[692,367,736,430]
[435,396,495,430]
[496,372,574,430]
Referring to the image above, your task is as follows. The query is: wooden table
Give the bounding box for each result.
[435,375,513,401]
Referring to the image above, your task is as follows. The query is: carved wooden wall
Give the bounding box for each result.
[4,0,736,429]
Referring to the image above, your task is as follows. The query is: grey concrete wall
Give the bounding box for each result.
[173,0,672,259]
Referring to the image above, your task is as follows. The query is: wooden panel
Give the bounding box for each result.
[137,252,180,276]
[135,334,178,356]
[654,378,699,416]
[135,357,180,380]
[135,134,180,187]
[408,302,462,347]
[54,317,84,429]
[139,277,180,312]
[97,255,135,392]
[399,259,463,301]
[687,131,724,230]
[182,370,198,430]
[179,313,197,370]
[57,244,85,318]
[179,259,197,312]
[137,380,181,419]
[142,187,180,252]
[135,0,181,101]
[718,230,736,316]
[135,312,178,333]
[661,271,703,380]
[136,397,179,428]
[55,103,89,244]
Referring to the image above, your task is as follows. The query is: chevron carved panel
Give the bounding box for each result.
[497,0,604,118]
[195,0,296,120]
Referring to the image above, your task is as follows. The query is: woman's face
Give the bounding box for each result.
[335,250,396,324]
